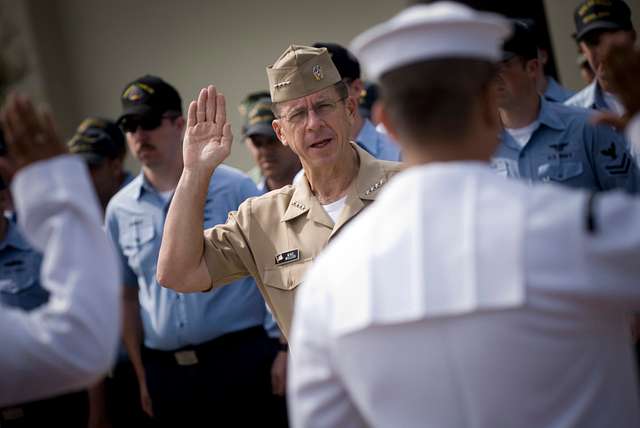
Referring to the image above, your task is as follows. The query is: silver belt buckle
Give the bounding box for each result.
[174,350,198,366]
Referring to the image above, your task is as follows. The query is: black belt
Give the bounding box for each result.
[142,326,265,366]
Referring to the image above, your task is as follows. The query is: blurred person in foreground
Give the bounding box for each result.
[0,94,120,407]
[289,3,640,427]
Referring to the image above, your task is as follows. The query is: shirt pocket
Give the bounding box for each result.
[263,258,312,292]
[119,217,156,274]
[537,160,584,183]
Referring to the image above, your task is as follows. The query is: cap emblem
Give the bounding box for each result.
[312,64,323,81]
[122,83,155,101]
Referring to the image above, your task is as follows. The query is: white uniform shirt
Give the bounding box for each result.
[290,162,640,428]
[0,155,120,406]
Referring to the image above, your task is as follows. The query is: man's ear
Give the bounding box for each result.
[272,120,288,146]
[345,95,357,126]
[175,116,186,132]
[525,58,540,79]
[350,79,365,102]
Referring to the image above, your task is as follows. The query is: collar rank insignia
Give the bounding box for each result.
[275,249,300,266]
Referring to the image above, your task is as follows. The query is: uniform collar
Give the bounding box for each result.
[499,96,564,150]
[537,97,566,131]
[580,80,609,111]
[0,217,31,251]
[543,77,573,103]
[281,142,389,229]
[355,119,380,156]
[132,172,166,201]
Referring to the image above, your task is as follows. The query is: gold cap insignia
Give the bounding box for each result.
[312,64,323,81]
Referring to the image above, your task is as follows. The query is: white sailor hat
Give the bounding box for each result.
[350,1,512,81]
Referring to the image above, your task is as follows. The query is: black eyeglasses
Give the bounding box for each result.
[120,113,179,133]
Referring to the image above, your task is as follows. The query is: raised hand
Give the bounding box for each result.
[0,93,66,182]
[183,85,233,173]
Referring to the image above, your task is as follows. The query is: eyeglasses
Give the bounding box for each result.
[279,97,346,127]
[120,113,179,133]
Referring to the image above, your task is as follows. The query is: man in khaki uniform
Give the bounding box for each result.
[157,45,401,338]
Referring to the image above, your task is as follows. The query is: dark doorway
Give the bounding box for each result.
[413,0,559,80]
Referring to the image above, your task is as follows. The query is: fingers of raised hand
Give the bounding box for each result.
[206,85,217,122]
[1,94,64,165]
[196,88,207,124]
[187,101,197,128]
[222,123,233,144]
[3,94,38,160]
[40,108,67,156]
[215,92,226,127]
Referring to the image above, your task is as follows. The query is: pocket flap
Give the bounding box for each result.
[263,259,312,291]
[537,161,584,182]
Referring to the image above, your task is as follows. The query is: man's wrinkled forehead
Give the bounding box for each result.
[278,86,338,113]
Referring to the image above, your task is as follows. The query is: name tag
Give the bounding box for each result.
[275,249,300,266]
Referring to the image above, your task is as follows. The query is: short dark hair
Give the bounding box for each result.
[379,58,497,143]
[272,81,349,117]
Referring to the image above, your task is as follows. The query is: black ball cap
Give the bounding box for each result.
[68,118,126,165]
[574,0,633,42]
[117,75,182,124]
[312,42,361,81]
[502,20,539,61]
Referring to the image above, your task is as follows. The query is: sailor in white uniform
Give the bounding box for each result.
[289,3,640,428]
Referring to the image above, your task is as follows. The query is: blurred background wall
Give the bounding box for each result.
[2,0,639,172]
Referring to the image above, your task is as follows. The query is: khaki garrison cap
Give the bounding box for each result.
[267,45,341,103]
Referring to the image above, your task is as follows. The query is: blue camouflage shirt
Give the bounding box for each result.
[492,97,638,192]
[0,217,48,311]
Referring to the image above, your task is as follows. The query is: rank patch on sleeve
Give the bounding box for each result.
[275,249,300,265]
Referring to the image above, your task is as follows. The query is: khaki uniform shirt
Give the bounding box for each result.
[203,143,402,338]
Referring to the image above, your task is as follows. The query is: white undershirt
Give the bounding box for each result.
[505,120,540,148]
[322,196,347,224]
[603,91,626,116]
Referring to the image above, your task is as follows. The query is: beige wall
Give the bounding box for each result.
[9,0,640,172]
[544,0,640,91]
[21,0,406,172]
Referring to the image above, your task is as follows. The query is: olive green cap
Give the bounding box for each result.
[267,45,341,103]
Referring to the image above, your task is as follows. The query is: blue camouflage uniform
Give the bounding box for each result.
[0,217,47,311]
[492,97,638,192]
